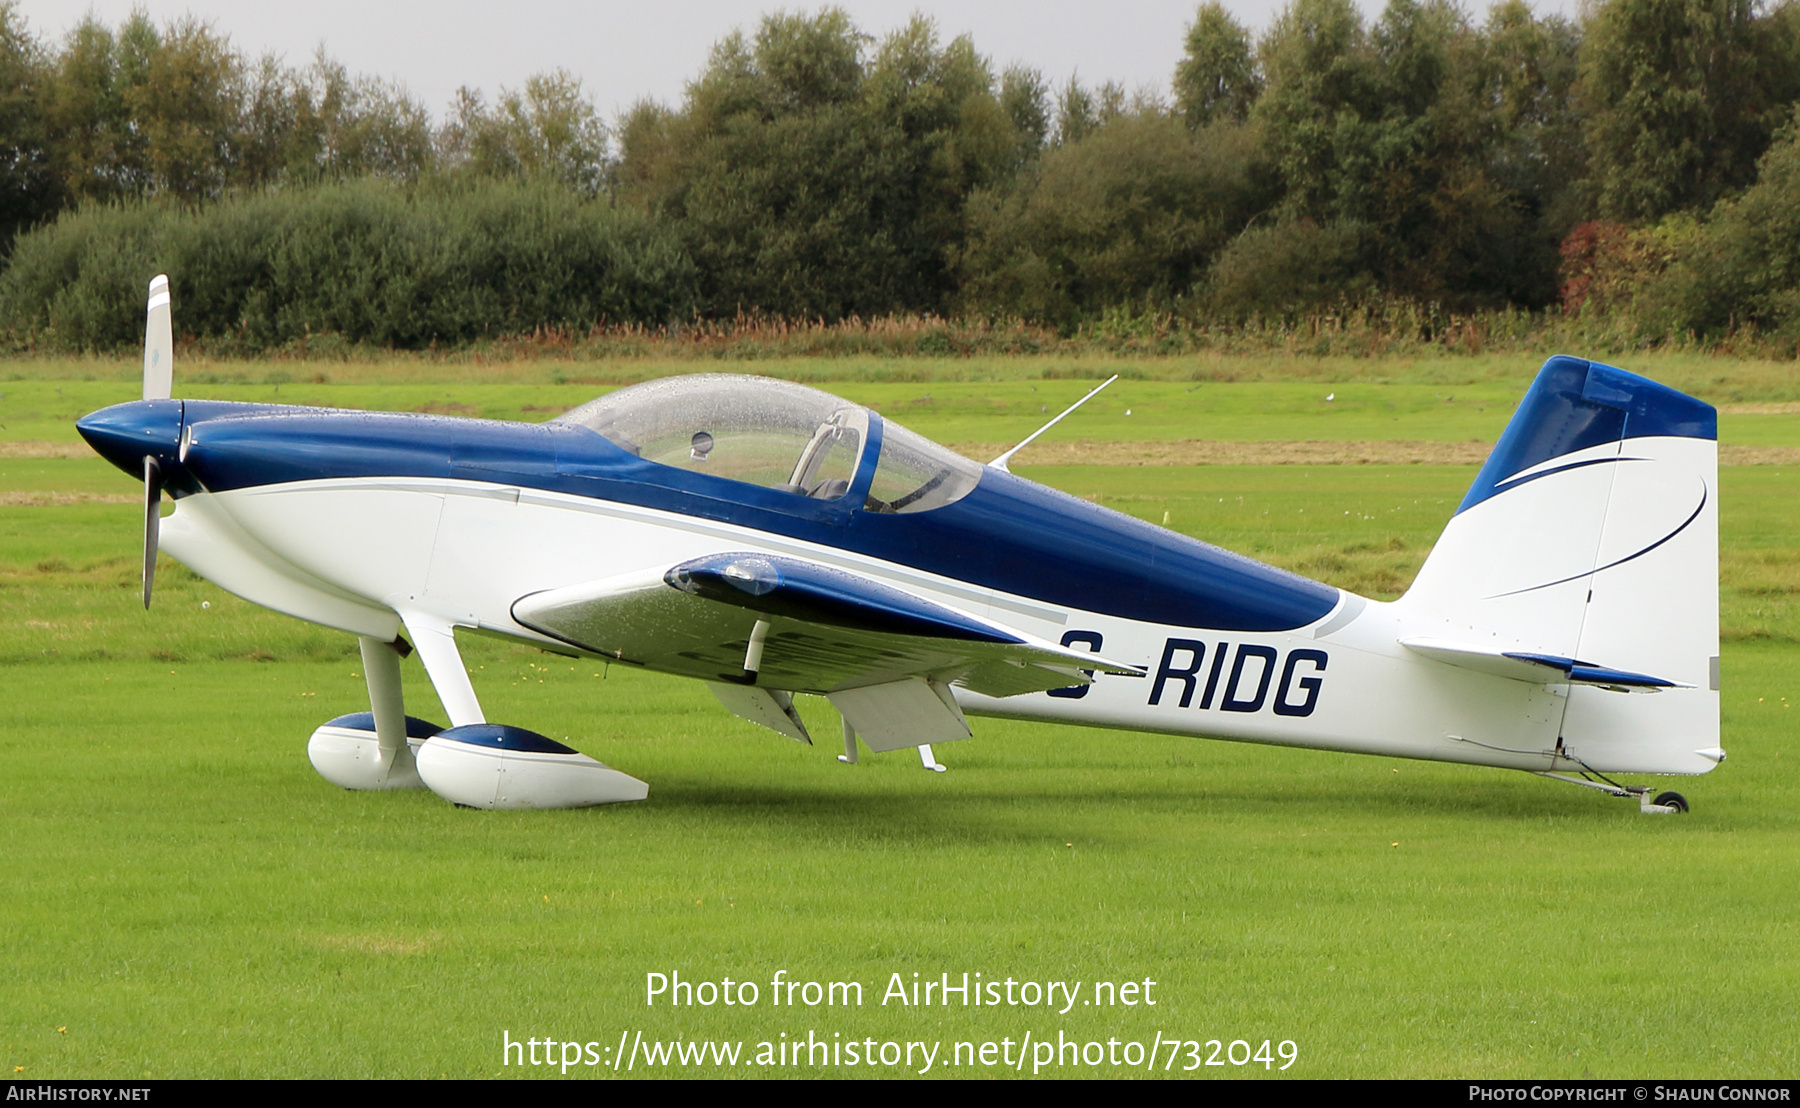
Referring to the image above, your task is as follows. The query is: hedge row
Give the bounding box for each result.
[0,178,695,351]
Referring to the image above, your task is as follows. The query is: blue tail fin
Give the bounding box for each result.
[1399,356,1720,774]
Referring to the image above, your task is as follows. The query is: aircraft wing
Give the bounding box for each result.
[510,552,1143,703]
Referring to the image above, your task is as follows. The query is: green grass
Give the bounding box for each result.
[0,459,137,497]
[2,355,1797,1079]
[9,377,1800,451]
[2,648,1795,1078]
[6,348,1799,398]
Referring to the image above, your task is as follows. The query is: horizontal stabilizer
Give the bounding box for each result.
[1401,637,1684,692]
[1505,652,1681,691]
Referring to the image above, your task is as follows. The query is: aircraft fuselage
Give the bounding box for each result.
[75,395,1714,777]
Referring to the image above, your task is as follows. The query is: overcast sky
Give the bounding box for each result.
[11,1,1577,123]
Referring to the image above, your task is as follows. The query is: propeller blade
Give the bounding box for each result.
[143,456,162,609]
[143,275,172,401]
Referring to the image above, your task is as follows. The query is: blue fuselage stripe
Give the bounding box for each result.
[156,402,1339,632]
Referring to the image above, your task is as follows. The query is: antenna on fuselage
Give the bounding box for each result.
[988,375,1118,473]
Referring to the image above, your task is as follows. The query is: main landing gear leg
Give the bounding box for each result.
[401,611,485,727]
[305,635,428,791]
[1535,772,1689,814]
[398,612,645,808]
[359,634,422,787]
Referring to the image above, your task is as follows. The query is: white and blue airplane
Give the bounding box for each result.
[76,276,1720,812]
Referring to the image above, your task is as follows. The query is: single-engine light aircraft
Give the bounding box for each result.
[77,276,1720,811]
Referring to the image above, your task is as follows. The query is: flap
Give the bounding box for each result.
[831,678,971,753]
[708,684,812,744]
[512,552,1142,698]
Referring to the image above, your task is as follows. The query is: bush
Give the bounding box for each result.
[1647,112,1800,341]
[1197,217,1370,320]
[957,114,1270,327]
[0,177,696,351]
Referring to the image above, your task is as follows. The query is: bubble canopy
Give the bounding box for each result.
[553,375,983,514]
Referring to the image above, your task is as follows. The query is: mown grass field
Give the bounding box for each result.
[2,352,1796,1079]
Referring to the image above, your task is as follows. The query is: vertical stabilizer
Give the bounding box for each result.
[1398,356,1719,773]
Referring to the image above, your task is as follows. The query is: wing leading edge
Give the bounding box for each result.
[511,551,1141,700]
[512,552,1143,750]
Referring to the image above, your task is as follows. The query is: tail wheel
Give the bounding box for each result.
[1653,791,1690,813]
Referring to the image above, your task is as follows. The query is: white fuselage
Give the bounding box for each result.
[160,473,1714,777]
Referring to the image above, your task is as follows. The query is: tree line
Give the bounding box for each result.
[3,0,1799,351]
